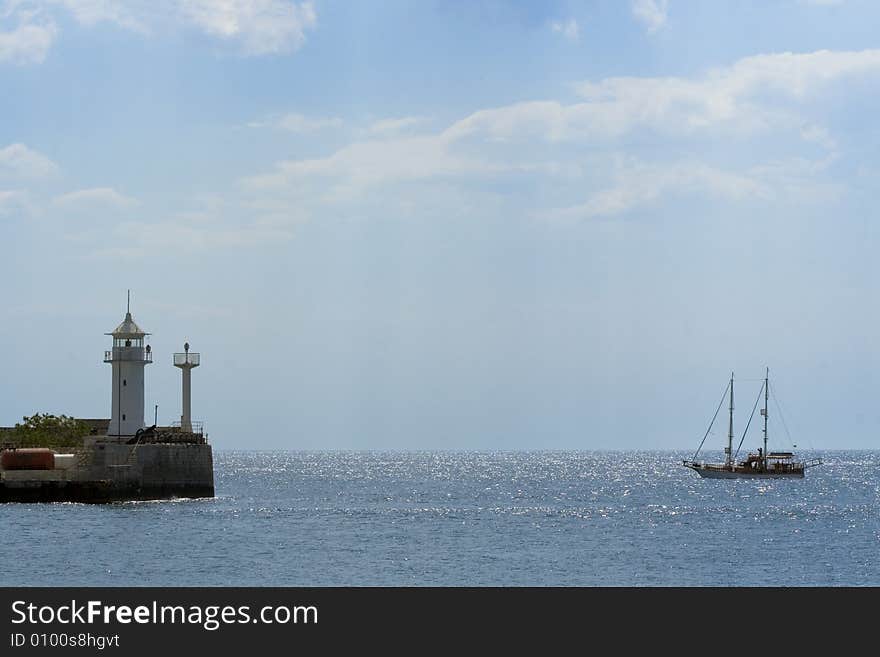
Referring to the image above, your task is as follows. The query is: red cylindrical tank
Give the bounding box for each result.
[1,448,55,470]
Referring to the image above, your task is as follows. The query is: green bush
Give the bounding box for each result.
[5,413,91,448]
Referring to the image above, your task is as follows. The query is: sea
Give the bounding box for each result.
[1,450,878,586]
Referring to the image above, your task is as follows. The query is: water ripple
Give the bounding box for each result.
[2,450,878,586]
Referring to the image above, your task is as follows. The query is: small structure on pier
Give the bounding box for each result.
[173,343,200,434]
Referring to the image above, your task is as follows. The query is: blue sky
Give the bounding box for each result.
[1,0,878,450]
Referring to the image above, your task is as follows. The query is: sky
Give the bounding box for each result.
[1,0,878,450]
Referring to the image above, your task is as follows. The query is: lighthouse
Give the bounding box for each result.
[103,295,152,437]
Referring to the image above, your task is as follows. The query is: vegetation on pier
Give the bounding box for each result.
[2,413,90,448]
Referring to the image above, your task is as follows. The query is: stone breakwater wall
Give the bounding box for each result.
[0,442,214,503]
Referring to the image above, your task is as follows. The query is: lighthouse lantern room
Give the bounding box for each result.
[103,293,152,437]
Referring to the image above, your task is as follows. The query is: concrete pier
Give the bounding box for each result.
[0,442,214,503]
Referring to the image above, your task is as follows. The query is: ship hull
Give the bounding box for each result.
[684,463,804,479]
[691,467,803,479]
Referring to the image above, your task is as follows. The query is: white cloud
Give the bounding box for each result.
[44,0,148,32]
[0,189,29,216]
[178,0,317,55]
[53,187,137,208]
[441,49,880,143]
[90,218,295,259]
[241,48,875,224]
[76,192,305,258]
[546,161,767,221]
[747,156,842,199]
[577,48,880,128]
[1,0,318,61]
[550,18,579,41]
[250,112,343,133]
[366,116,427,137]
[0,143,58,178]
[241,133,497,194]
[443,100,578,142]
[0,20,56,64]
[544,154,843,222]
[631,0,668,33]
[800,123,837,151]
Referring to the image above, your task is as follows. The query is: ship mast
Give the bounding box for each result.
[762,367,769,468]
[726,372,734,467]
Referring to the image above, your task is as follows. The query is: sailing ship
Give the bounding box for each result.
[682,368,822,479]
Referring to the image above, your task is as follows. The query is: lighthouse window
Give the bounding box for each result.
[123,379,127,387]
[122,414,126,421]
[114,338,144,347]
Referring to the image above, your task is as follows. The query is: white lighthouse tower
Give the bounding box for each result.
[104,294,152,437]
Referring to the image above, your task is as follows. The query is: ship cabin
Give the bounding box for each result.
[739,449,801,473]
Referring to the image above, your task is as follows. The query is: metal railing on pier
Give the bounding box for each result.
[170,420,204,435]
[173,352,200,366]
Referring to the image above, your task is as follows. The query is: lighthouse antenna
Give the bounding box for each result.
[127,289,130,314]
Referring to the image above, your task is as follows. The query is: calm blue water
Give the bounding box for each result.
[2,451,878,586]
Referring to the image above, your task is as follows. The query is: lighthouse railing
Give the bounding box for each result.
[104,349,153,363]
